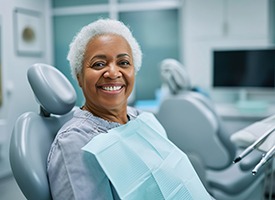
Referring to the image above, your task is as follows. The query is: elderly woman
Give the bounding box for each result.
[47,18,215,200]
[47,18,142,199]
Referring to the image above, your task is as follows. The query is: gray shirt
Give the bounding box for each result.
[47,106,141,200]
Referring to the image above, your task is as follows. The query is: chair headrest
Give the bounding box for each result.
[27,63,77,115]
[160,58,192,94]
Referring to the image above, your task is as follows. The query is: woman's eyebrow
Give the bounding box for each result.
[117,53,130,58]
[91,54,129,60]
[92,55,107,60]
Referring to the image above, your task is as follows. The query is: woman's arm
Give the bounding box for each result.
[47,129,113,200]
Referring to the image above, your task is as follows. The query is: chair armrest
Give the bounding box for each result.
[238,148,263,171]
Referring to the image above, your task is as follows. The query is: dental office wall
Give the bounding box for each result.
[0,0,53,178]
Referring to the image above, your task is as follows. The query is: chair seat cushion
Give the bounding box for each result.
[206,162,265,194]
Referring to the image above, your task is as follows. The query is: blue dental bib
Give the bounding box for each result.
[82,112,212,200]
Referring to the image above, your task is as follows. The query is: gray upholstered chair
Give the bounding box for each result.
[9,63,77,200]
[156,58,267,200]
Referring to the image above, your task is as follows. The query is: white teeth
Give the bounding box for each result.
[102,86,122,91]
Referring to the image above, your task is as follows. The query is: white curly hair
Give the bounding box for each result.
[67,18,142,80]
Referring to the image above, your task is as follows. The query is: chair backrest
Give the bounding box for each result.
[156,91,236,170]
[10,63,77,200]
[157,58,236,171]
[160,58,192,94]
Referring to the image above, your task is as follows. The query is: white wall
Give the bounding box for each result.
[0,0,53,177]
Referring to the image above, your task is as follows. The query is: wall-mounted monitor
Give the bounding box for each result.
[213,48,275,90]
[212,48,275,110]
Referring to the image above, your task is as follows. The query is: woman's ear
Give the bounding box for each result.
[77,73,83,88]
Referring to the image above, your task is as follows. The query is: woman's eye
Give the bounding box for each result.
[91,62,105,69]
[119,60,131,67]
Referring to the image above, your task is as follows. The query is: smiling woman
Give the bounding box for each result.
[46,18,214,200]
[47,18,143,200]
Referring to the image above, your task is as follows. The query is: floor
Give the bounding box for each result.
[0,145,26,200]
[0,174,26,200]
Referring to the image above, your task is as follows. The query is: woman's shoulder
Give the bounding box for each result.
[53,108,101,144]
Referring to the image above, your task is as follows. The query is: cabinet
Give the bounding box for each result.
[184,0,224,39]
[183,0,271,89]
[226,0,269,39]
[184,0,269,39]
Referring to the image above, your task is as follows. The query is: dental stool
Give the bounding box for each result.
[9,63,77,200]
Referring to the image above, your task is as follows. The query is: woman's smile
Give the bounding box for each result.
[98,84,124,93]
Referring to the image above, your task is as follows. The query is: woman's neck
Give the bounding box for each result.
[82,105,129,124]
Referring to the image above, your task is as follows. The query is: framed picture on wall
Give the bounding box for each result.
[14,8,43,56]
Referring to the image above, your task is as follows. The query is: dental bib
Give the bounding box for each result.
[82,112,212,200]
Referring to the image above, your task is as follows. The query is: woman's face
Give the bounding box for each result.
[78,34,135,113]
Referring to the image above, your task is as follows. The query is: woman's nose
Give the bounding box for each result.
[103,64,122,79]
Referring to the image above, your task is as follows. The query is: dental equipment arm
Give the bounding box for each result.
[252,145,275,175]
[233,127,275,163]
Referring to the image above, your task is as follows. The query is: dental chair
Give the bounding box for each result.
[9,63,77,200]
[156,59,267,200]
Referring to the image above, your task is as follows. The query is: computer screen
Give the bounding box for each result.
[212,48,275,90]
